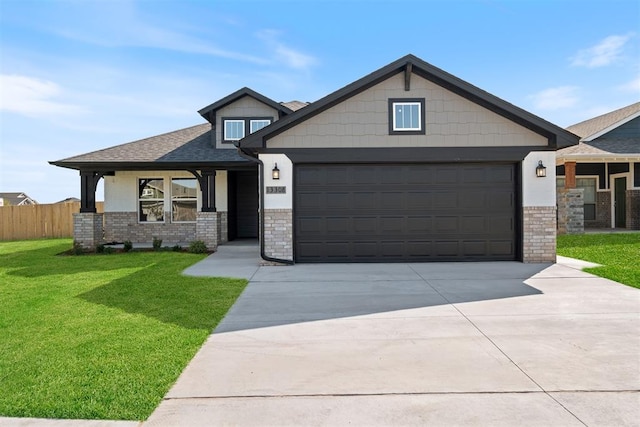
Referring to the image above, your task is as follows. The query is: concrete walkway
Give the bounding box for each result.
[144,249,640,426]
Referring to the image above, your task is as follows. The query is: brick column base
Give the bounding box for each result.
[73,212,104,250]
[263,209,293,262]
[522,206,556,263]
[557,188,584,234]
[196,211,218,250]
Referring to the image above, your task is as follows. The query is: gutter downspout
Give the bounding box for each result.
[237,146,294,265]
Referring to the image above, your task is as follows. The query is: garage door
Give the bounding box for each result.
[295,163,517,262]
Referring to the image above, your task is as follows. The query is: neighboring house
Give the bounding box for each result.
[56,197,81,204]
[51,54,578,263]
[0,192,38,206]
[556,102,640,230]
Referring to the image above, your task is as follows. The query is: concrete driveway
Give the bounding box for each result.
[146,255,640,426]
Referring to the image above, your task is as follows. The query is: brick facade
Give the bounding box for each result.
[73,212,104,249]
[557,188,584,234]
[522,206,556,263]
[627,189,640,230]
[263,209,293,261]
[103,211,196,244]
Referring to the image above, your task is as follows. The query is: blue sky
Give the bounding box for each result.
[1,0,638,203]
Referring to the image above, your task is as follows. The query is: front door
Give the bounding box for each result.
[227,170,259,240]
[614,177,627,228]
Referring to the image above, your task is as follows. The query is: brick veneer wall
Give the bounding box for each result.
[73,213,104,249]
[588,191,611,229]
[104,211,196,244]
[627,189,640,230]
[522,206,556,263]
[263,209,293,261]
[195,211,218,249]
[557,188,584,234]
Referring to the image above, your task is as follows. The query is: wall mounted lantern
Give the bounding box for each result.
[272,163,280,180]
[536,160,547,178]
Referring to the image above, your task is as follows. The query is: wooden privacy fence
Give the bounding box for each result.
[0,202,104,240]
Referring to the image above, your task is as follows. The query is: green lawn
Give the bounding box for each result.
[557,233,640,289]
[0,239,247,420]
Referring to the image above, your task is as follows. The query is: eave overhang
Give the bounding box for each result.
[48,160,253,172]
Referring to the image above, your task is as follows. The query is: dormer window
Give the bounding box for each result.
[224,119,245,141]
[223,117,272,142]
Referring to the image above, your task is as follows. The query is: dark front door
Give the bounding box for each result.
[614,177,627,228]
[295,163,517,262]
[228,170,259,240]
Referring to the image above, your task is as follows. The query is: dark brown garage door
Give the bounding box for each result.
[295,163,517,262]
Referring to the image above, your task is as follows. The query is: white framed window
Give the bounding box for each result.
[171,178,197,222]
[224,119,245,141]
[394,102,421,130]
[138,178,165,222]
[250,119,271,133]
[389,98,425,134]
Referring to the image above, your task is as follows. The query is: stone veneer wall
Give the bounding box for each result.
[263,209,293,261]
[104,212,196,244]
[557,188,584,234]
[589,191,611,229]
[73,213,104,249]
[627,189,640,230]
[522,206,556,263]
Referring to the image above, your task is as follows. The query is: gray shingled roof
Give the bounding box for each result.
[280,100,309,111]
[51,123,249,169]
[566,102,640,139]
[558,102,640,160]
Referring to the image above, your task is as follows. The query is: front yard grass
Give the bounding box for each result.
[557,233,640,289]
[0,239,247,420]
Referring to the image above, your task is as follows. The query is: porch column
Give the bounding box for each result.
[79,171,103,213]
[191,169,218,249]
[564,161,576,189]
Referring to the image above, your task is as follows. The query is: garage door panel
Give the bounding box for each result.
[434,192,458,209]
[380,216,404,233]
[295,163,516,262]
[353,192,377,209]
[352,217,375,233]
[326,192,349,209]
[326,217,350,234]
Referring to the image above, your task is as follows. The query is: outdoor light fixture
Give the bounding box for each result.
[272,163,280,180]
[536,160,547,178]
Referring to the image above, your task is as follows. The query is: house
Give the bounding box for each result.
[556,102,639,232]
[51,54,578,263]
[56,197,81,204]
[0,192,38,206]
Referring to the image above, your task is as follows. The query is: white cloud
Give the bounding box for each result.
[617,75,640,93]
[570,33,634,68]
[257,30,318,71]
[0,74,86,116]
[529,86,580,110]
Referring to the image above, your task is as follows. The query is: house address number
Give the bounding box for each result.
[266,186,286,194]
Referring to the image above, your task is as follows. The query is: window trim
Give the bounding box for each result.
[388,98,425,135]
[170,177,198,223]
[222,116,274,143]
[138,178,165,223]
